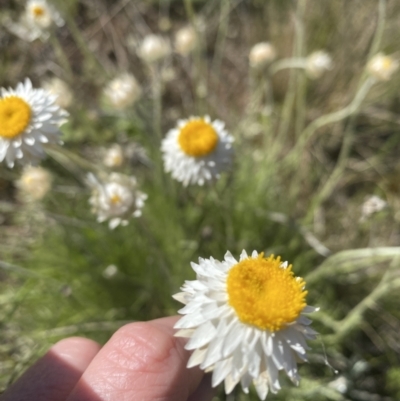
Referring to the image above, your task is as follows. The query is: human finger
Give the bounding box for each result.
[66,316,212,401]
[1,337,101,401]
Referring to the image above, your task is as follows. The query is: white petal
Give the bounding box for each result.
[201,334,225,369]
[24,136,35,145]
[185,321,217,350]
[0,141,10,161]
[172,292,187,304]
[248,341,262,378]
[253,373,269,400]
[109,218,121,229]
[282,326,309,354]
[302,305,319,313]
[174,328,195,338]
[222,322,245,357]
[239,250,248,260]
[212,358,232,387]
[269,335,284,370]
[265,359,281,393]
[297,315,312,326]
[39,134,49,143]
[224,373,241,395]
[240,372,252,393]
[187,347,207,368]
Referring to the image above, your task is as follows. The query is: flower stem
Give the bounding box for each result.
[49,32,74,81]
[286,77,375,167]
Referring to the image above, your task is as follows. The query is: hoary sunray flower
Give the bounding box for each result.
[0,78,68,168]
[161,116,234,186]
[16,165,52,200]
[88,173,147,229]
[25,0,64,30]
[4,0,63,42]
[249,42,276,68]
[174,250,318,400]
[104,73,142,110]
[367,53,399,81]
[306,50,333,79]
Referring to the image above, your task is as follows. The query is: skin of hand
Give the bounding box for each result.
[1,316,215,401]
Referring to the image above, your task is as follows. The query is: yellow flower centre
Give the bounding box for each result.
[110,193,122,205]
[22,175,35,185]
[178,119,219,157]
[381,57,393,70]
[0,96,32,139]
[32,6,45,17]
[226,254,307,332]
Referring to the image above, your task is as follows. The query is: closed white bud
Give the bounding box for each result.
[249,42,276,68]
[17,166,52,200]
[175,26,197,55]
[361,195,387,220]
[103,144,124,168]
[367,53,399,81]
[104,73,141,110]
[43,78,73,109]
[138,34,171,64]
[328,376,348,394]
[306,50,333,79]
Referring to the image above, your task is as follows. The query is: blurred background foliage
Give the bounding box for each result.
[1,0,400,400]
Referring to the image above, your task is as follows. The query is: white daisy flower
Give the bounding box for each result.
[103,73,142,110]
[161,116,234,186]
[0,78,68,168]
[137,34,171,64]
[88,173,147,230]
[174,250,318,400]
[25,0,64,30]
[4,0,63,42]
[249,42,276,68]
[367,53,399,81]
[306,50,333,79]
[16,165,52,200]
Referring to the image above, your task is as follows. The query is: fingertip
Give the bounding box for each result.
[50,337,101,371]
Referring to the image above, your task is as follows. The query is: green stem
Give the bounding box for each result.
[36,320,132,338]
[212,0,231,83]
[46,145,103,181]
[334,276,400,342]
[286,77,375,166]
[294,0,308,138]
[366,0,387,64]
[303,119,356,224]
[60,7,108,81]
[269,58,308,76]
[151,66,162,141]
[49,32,74,81]
[305,247,400,285]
